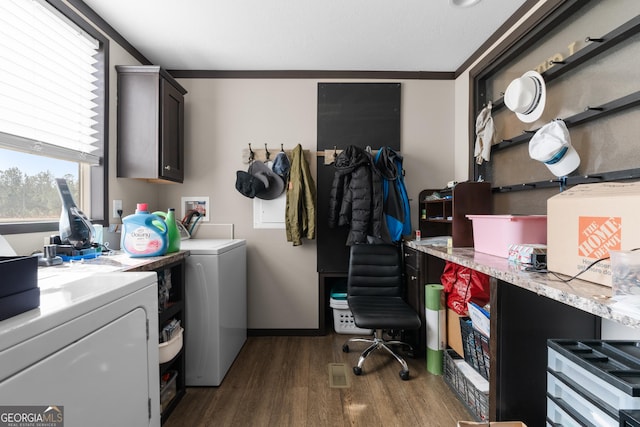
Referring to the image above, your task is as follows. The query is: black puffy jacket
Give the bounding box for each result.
[328,145,388,245]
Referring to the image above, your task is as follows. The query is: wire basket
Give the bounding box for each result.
[443,349,489,421]
[460,317,490,380]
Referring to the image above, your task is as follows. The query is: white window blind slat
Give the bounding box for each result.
[0,131,100,164]
[0,0,101,165]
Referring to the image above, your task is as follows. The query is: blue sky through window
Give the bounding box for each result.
[0,149,78,179]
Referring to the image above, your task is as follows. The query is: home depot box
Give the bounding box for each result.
[547,182,640,287]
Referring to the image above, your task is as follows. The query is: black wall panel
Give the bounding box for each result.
[316,83,401,273]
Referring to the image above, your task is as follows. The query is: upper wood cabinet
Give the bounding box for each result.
[116,66,188,183]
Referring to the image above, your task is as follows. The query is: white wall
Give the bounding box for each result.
[158,78,455,329]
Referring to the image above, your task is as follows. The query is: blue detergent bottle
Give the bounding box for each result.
[121,203,168,257]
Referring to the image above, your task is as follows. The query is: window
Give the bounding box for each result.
[0,0,108,234]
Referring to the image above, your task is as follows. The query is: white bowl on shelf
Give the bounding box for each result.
[158,327,183,364]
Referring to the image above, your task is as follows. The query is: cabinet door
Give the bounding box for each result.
[403,247,426,355]
[494,281,600,425]
[160,78,184,182]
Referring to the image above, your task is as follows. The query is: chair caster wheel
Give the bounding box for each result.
[342,344,349,353]
[353,366,363,376]
[400,370,409,380]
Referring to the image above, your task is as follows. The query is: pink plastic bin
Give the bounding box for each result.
[466,215,547,258]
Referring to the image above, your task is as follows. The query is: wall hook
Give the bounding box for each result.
[585,36,604,43]
[248,143,255,162]
[264,144,270,161]
[333,146,338,159]
[550,60,566,65]
[280,143,284,152]
[585,106,604,111]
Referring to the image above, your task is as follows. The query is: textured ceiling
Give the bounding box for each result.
[81,0,529,71]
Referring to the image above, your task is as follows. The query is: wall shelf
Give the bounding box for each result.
[492,167,640,194]
[487,13,640,114]
[492,90,640,152]
[419,182,491,247]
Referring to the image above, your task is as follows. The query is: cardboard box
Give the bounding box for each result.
[447,308,464,357]
[547,182,640,287]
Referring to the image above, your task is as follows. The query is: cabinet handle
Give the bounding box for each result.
[410,275,417,281]
[164,165,171,171]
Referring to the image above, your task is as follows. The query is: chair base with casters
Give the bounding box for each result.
[342,243,422,381]
[342,329,415,380]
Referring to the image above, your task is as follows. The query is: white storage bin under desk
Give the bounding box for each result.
[329,298,373,335]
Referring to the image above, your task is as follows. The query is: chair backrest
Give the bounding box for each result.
[347,244,403,297]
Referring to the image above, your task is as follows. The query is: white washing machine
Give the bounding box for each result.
[181,239,247,386]
[0,271,160,427]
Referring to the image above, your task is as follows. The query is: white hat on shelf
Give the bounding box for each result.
[529,120,580,177]
[504,70,546,123]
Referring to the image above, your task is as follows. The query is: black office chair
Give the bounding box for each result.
[341,243,421,380]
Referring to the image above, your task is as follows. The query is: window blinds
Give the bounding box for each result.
[0,0,101,165]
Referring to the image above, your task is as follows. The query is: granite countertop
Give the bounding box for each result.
[405,241,640,329]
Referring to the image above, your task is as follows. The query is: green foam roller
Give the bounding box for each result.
[425,284,445,375]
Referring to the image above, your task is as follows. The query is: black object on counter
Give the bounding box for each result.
[0,256,40,321]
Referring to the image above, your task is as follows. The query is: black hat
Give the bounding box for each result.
[235,170,266,198]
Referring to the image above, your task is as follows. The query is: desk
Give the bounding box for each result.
[404,242,637,425]
[405,242,639,328]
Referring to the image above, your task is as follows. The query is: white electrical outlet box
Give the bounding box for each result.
[113,200,123,218]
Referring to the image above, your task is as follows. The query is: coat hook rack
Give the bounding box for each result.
[241,144,311,164]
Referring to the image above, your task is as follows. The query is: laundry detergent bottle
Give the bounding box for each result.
[121,203,168,257]
[153,208,181,253]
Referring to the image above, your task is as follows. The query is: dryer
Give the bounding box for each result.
[181,239,247,386]
[0,271,160,427]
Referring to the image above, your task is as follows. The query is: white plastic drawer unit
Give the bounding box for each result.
[546,372,617,426]
[547,340,640,427]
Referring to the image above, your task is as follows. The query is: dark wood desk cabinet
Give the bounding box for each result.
[402,246,445,356]
[404,243,601,426]
[492,280,599,425]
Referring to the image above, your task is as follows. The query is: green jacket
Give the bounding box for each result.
[285,144,316,245]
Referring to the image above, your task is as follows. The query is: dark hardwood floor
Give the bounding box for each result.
[163,332,472,426]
